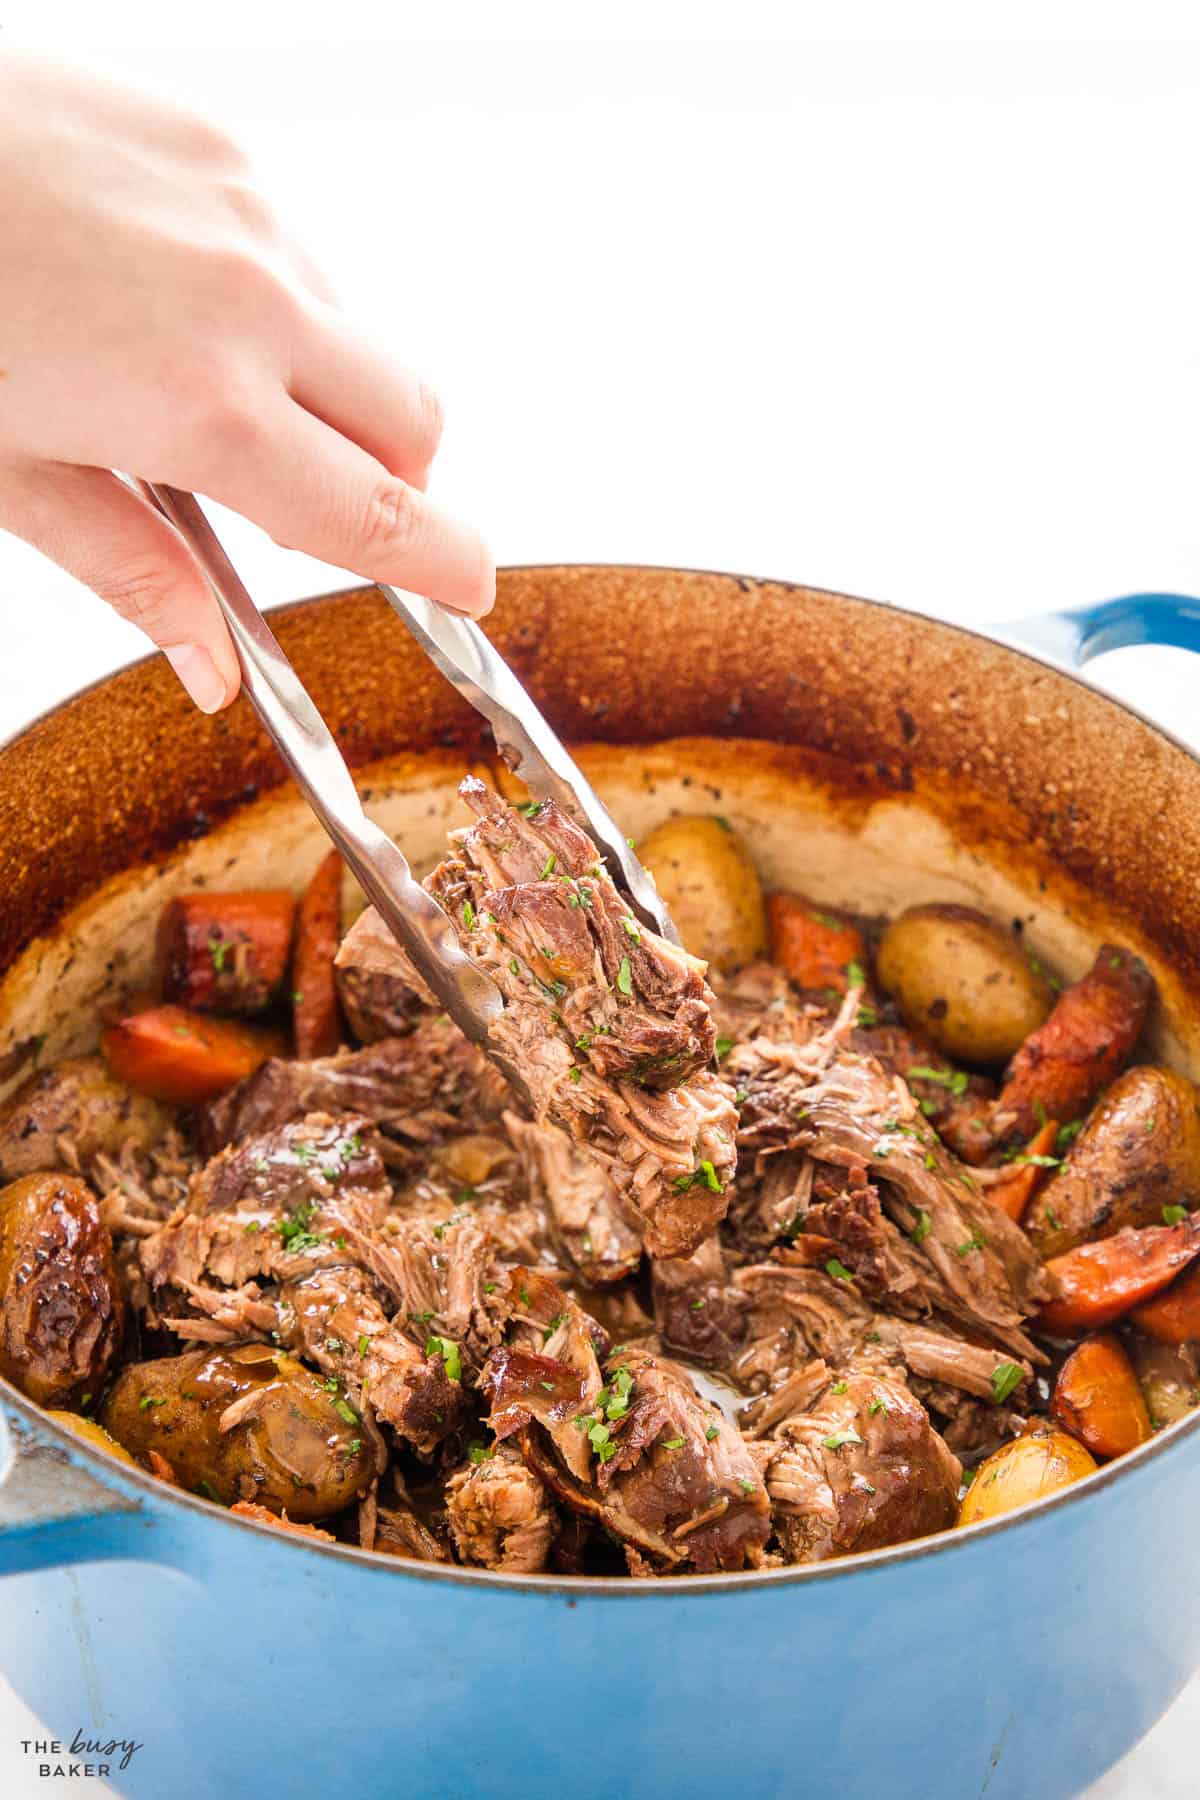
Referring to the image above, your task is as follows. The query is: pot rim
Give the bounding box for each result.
[4,561,1198,1596]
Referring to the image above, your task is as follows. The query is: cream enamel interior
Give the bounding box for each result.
[2,734,1198,1102]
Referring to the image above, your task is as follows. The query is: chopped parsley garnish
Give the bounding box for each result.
[517,800,545,819]
[208,935,236,974]
[540,853,557,879]
[738,1478,756,1494]
[956,1233,986,1257]
[345,1438,363,1457]
[825,1258,855,1283]
[661,1436,685,1451]
[616,955,633,996]
[468,1441,493,1464]
[1009,1152,1062,1169]
[868,1397,889,1416]
[275,1198,326,1253]
[408,1309,435,1324]
[822,1430,862,1451]
[715,1035,734,1060]
[325,1337,344,1354]
[244,1220,261,1235]
[908,1065,969,1097]
[990,1362,1023,1405]
[621,916,641,942]
[358,1334,370,1358]
[1044,1205,1061,1229]
[712,814,733,832]
[1163,1204,1189,1226]
[673,1160,724,1193]
[568,1066,581,1083]
[333,1399,358,1425]
[924,1152,936,1171]
[509,958,521,977]
[830,1380,849,1395]
[689,1297,706,1310]
[856,1004,878,1026]
[910,1209,931,1244]
[1056,1119,1084,1152]
[587,1421,616,1462]
[543,1312,567,1342]
[425,1336,462,1383]
[138,1395,166,1411]
[705,1424,720,1441]
[462,898,476,931]
[846,959,866,989]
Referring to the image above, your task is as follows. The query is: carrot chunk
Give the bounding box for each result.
[994,945,1153,1142]
[766,893,867,996]
[292,851,343,1058]
[157,891,295,1014]
[1037,1215,1200,1333]
[987,1119,1060,1222]
[1050,1331,1152,1459]
[102,1005,285,1105]
[1131,1256,1200,1345]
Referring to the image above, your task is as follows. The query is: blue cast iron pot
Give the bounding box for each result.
[1,570,1198,1800]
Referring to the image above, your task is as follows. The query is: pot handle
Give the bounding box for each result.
[995,591,1200,666]
[0,1402,170,1575]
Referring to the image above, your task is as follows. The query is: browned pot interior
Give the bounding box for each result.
[2,567,1199,1082]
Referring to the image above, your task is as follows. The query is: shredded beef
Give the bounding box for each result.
[764,1370,961,1562]
[200,1021,508,1169]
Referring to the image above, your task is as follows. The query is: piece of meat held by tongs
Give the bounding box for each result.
[132,484,682,1119]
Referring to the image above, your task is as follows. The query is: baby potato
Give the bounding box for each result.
[0,1173,125,1407]
[876,904,1054,1066]
[45,1410,138,1466]
[958,1425,1097,1527]
[0,1054,171,1182]
[1026,1066,1200,1258]
[1126,1334,1199,1428]
[638,815,767,973]
[100,1343,375,1523]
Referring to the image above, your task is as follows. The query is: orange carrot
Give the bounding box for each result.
[102,1005,285,1105]
[1037,1216,1200,1333]
[995,945,1153,1141]
[1131,1256,1200,1345]
[1050,1331,1152,1459]
[292,851,343,1058]
[987,1119,1060,1223]
[766,893,868,996]
[158,891,295,1014]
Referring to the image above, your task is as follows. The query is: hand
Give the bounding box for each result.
[0,56,493,712]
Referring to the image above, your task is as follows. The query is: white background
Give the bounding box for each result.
[1,5,1199,1795]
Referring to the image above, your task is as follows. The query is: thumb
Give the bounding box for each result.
[0,459,241,712]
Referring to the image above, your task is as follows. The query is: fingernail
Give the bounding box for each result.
[163,643,228,714]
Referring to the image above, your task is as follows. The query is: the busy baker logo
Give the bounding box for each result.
[19,1729,145,1778]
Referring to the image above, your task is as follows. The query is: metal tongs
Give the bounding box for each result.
[135,484,678,1097]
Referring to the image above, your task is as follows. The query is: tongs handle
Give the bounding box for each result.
[134,483,513,1075]
[381,589,681,945]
